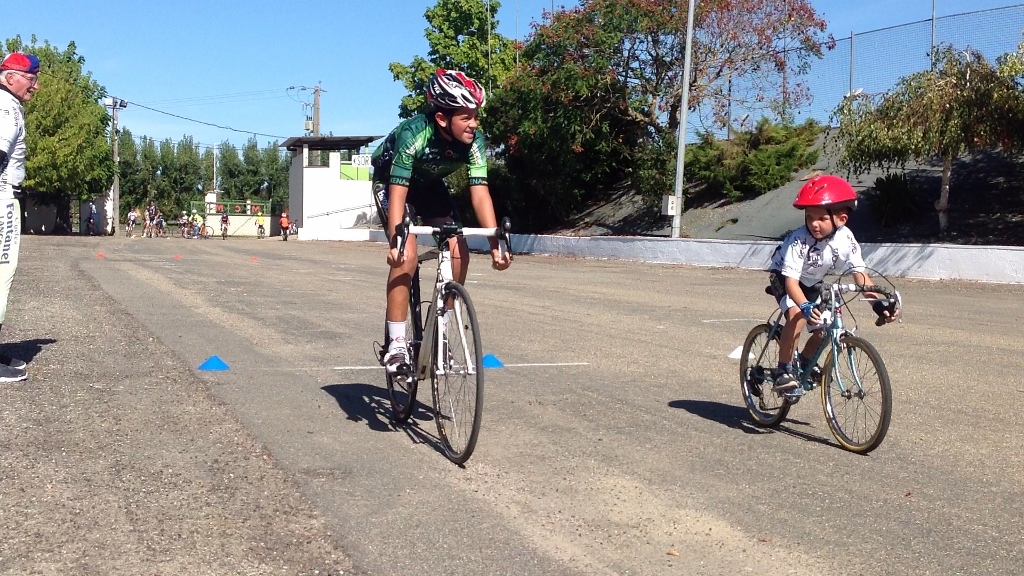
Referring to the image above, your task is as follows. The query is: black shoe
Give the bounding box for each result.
[0,363,27,382]
[0,353,27,370]
[772,370,799,392]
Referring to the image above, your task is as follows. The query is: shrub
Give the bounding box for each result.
[684,118,822,201]
[868,172,922,227]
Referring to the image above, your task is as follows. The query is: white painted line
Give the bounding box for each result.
[503,362,590,367]
[702,318,760,323]
[332,362,590,370]
[728,345,754,360]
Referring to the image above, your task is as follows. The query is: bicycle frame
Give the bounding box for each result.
[768,282,894,397]
[402,223,506,383]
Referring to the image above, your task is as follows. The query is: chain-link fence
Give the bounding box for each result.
[718,4,1024,133]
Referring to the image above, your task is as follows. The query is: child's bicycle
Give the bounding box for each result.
[739,275,901,454]
[374,211,513,465]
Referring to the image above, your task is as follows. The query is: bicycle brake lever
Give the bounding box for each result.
[500,217,513,261]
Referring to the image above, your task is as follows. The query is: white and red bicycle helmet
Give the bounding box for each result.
[794,174,858,211]
[426,69,486,111]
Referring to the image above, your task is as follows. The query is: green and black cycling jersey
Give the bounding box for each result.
[371,113,487,187]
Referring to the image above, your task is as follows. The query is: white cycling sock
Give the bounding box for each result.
[387,321,406,350]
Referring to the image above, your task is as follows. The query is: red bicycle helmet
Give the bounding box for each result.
[426,69,486,111]
[793,175,858,210]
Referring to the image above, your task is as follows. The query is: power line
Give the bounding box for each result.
[137,88,287,106]
[125,100,288,139]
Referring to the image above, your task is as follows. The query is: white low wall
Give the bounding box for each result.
[309,230,1024,284]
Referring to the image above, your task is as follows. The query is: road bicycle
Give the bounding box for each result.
[221,222,229,240]
[739,274,901,454]
[375,211,513,464]
[125,218,136,237]
[256,223,266,239]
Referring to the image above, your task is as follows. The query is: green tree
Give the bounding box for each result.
[4,36,114,232]
[389,0,517,118]
[137,136,159,203]
[200,147,216,193]
[116,128,144,219]
[217,140,245,198]
[832,45,1021,232]
[259,143,289,211]
[487,0,829,230]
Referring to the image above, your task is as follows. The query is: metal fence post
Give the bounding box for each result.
[849,31,855,97]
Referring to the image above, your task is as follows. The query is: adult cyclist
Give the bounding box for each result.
[371,68,511,373]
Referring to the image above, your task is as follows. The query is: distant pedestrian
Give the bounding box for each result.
[0,52,42,382]
[87,200,97,235]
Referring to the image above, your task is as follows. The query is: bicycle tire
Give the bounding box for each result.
[222,227,228,240]
[820,334,892,454]
[431,282,484,464]
[384,313,420,424]
[200,225,213,239]
[740,323,791,427]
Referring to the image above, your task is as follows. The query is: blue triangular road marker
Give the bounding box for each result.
[482,354,504,368]
[198,355,230,371]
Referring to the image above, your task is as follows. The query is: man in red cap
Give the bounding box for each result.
[0,52,41,382]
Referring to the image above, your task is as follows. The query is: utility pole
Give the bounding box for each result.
[313,83,322,137]
[104,97,127,235]
[671,0,697,238]
[212,143,218,196]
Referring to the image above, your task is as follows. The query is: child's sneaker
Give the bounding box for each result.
[772,368,799,392]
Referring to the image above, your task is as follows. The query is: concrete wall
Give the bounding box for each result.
[329,229,1024,285]
[287,148,374,241]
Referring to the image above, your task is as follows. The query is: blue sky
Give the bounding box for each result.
[10,0,1020,151]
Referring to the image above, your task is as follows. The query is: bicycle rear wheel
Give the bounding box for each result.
[200,225,213,239]
[431,282,484,464]
[820,334,892,454]
[384,313,420,424]
[740,323,791,427]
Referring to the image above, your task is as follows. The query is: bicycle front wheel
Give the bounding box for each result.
[740,323,790,427]
[820,334,892,454]
[200,225,213,239]
[431,282,484,464]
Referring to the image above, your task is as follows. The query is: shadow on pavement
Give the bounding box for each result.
[321,382,447,457]
[4,338,57,364]
[669,399,839,450]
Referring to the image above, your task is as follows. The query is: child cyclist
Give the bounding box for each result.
[766,175,900,393]
[371,68,511,373]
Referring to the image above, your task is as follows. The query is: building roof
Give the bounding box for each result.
[280,136,384,152]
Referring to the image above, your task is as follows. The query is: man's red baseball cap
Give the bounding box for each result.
[1,53,40,74]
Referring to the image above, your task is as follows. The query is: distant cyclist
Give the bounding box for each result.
[219,210,230,238]
[126,209,138,236]
[144,200,157,238]
[255,210,266,239]
[371,68,511,372]
[279,211,290,241]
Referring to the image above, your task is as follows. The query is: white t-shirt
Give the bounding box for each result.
[0,88,27,199]
[769,226,866,285]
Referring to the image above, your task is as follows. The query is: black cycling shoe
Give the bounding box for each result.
[0,363,27,382]
[0,353,26,370]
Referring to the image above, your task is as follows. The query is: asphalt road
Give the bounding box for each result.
[3,234,1023,575]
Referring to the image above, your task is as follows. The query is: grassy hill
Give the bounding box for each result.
[557,132,1024,246]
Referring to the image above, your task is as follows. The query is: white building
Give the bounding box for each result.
[282,136,383,241]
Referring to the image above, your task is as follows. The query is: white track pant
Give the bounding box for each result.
[0,198,21,324]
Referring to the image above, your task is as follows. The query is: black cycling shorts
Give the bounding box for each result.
[373,177,460,230]
[767,270,822,304]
